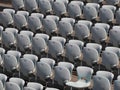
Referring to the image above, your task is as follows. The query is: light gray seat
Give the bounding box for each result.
[5,82,21,90]
[17,34,31,53]
[43,18,58,35]
[40,58,55,69]
[20,58,35,78]
[38,0,52,14]
[96,71,114,83]
[86,43,102,54]
[27,82,44,90]
[0,80,3,90]
[105,47,120,59]
[3,54,18,74]
[31,13,44,22]
[54,66,71,86]
[86,3,100,11]
[2,31,16,49]
[109,28,120,47]
[83,5,98,21]
[93,75,111,90]
[74,23,90,41]
[5,28,18,37]
[82,47,99,66]
[99,8,114,23]
[91,26,107,44]
[0,73,7,87]
[28,16,42,33]
[20,31,33,41]
[35,33,49,43]
[106,0,120,5]
[114,80,120,90]
[3,8,15,17]
[36,62,52,85]
[102,5,116,13]
[46,15,59,25]
[12,0,24,11]
[101,51,119,70]
[53,1,67,17]
[14,14,27,30]
[65,43,81,63]
[0,12,13,27]
[116,8,120,25]
[66,66,93,90]
[48,40,64,60]
[24,87,36,90]
[16,11,29,20]
[24,0,38,13]
[60,17,75,27]
[94,23,110,33]
[9,77,25,90]
[51,36,66,47]
[68,40,84,50]
[58,21,73,38]
[78,20,92,29]
[58,62,74,74]
[67,1,82,19]
[45,87,59,90]
[32,37,47,56]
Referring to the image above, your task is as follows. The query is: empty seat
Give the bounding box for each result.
[12,0,24,11]
[93,75,111,90]
[16,11,29,20]
[5,82,21,90]
[66,66,93,90]
[28,16,42,33]
[3,8,15,17]
[24,0,38,13]
[0,12,13,27]
[114,80,120,90]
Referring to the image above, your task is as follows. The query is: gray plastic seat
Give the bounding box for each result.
[36,62,52,84]
[0,80,3,90]
[105,47,120,59]
[54,66,71,86]
[67,1,82,19]
[24,87,36,90]
[96,71,114,83]
[101,51,119,70]
[86,3,100,11]
[91,26,107,43]
[116,8,120,25]
[53,1,67,17]
[40,58,55,69]
[68,40,84,50]
[14,14,27,30]
[46,15,59,25]
[58,62,74,74]
[48,40,64,59]
[58,21,73,38]
[83,5,98,21]
[106,0,120,5]
[16,11,29,20]
[28,16,42,33]
[78,20,92,29]
[17,34,31,53]
[2,31,16,49]
[38,0,52,14]
[82,47,99,66]
[43,18,58,35]
[35,33,49,43]
[9,77,25,90]
[4,54,18,73]
[20,31,33,41]
[94,23,110,33]
[102,5,116,13]
[5,82,21,90]
[109,29,120,47]
[0,73,7,87]
[65,43,81,63]
[12,0,24,11]
[5,28,18,37]
[27,82,44,90]
[23,54,38,65]
[32,37,47,56]
[86,43,102,54]
[0,12,13,27]
[93,75,111,90]
[66,66,93,89]
[51,36,66,47]
[3,8,15,17]
[31,13,44,22]
[60,17,75,27]
[99,8,114,23]
[24,0,38,13]
[74,23,90,41]
[114,80,120,90]
[20,58,35,77]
